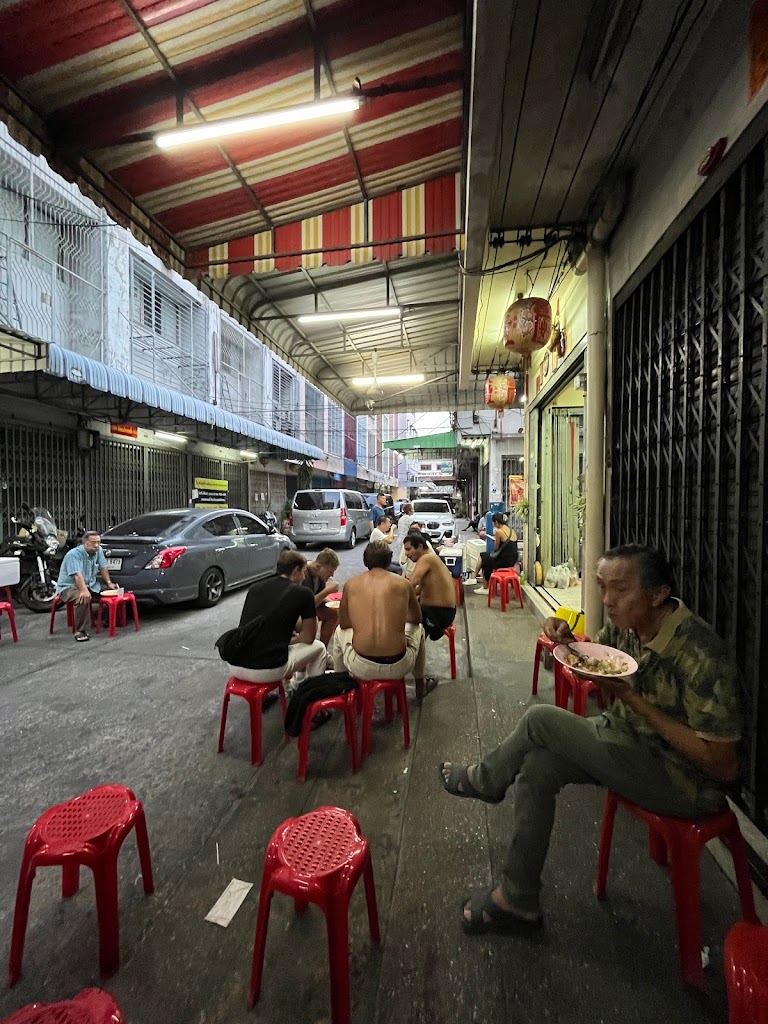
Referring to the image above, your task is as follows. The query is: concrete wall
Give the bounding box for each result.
[609,0,768,296]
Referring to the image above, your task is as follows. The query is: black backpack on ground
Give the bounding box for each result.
[284,672,358,737]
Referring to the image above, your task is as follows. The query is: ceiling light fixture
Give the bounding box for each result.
[154,430,188,443]
[351,374,425,387]
[156,96,362,149]
[298,307,401,324]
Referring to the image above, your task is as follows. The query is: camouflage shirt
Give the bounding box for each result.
[596,600,742,798]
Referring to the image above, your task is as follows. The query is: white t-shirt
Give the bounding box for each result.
[370,527,390,543]
[396,513,416,538]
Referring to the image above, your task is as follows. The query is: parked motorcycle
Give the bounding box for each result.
[0,504,60,611]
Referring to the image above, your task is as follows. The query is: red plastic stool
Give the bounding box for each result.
[560,665,605,715]
[453,576,464,606]
[249,806,380,1024]
[594,792,758,988]
[49,594,76,634]
[725,922,768,1024]
[444,624,457,679]
[7,785,154,987]
[1,987,125,1024]
[295,690,359,782]
[487,568,524,611]
[0,585,12,605]
[0,601,18,643]
[218,676,287,766]
[531,631,590,704]
[356,677,409,759]
[96,594,139,638]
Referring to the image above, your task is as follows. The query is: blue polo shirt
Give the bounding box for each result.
[55,545,108,594]
[370,505,385,527]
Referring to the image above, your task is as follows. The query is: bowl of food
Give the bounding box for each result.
[325,600,341,610]
[553,642,638,679]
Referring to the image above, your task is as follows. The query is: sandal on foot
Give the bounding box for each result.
[461,890,542,935]
[416,676,439,702]
[438,763,502,803]
[310,709,333,731]
[74,630,90,642]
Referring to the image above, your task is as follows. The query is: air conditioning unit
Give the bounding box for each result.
[574,372,588,392]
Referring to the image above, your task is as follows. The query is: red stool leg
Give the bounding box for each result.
[344,696,359,773]
[297,707,313,782]
[325,899,352,1024]
[725,819,759,923]
[361,686,374,759]
[217,692,231,753]
[446,628,457,679]
[593,791,619,898]
[2,604,18,642]
[7,853,37,987]
[384,692,394,723]
[531,639,544,695]
[62,861,80,897]
[248,872,276,1006]
[49,597,58,634]
[109,600,118,638]
[667,836,705,987]
[513,576,524,608]
[396,681,410,749]
[129,595,140,631]
[247,691,265,766]
[133,806,155,893]
[487,577,494,608]
[362,852,381,941]
[118,602,127,627]
[93,853,121,977]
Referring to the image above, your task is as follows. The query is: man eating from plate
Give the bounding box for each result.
[438,544,743,936]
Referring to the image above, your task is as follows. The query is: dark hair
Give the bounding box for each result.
[378,515,390,526]
[404,532,428,551]
[491,513,507,526]
[600,544,676,592]
[364,540,393,569]
[277,549,307,577]
[402,502,413,515]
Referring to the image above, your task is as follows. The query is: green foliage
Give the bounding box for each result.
[513,497,531,522]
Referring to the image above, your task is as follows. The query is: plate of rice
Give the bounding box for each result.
[553,642,638,679]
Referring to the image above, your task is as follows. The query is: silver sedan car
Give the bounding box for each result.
[102,508,291,607]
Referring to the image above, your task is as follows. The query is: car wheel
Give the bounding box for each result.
[196,567,225,608]
[346,528,357,550]
[295,542,306,550]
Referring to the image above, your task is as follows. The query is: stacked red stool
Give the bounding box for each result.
[7,784,154,986]
[725,922,768,1023]
[249,807,380,1024]
[1,988,125,1024]
[444,624,457,679]
[531,629,590,706]
[594,792,758,988]
[487,568,524,611]
[559,665,605,715]
[96,593,140,638]
[218,676,288,766]
[294,689,359,782]
[0,600,17,643]
[356,677,410,759]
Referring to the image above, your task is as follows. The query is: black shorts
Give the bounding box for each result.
[421,604,456,641]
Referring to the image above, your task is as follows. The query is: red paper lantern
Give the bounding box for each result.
[504,296,553,356]
[484,373,517,410]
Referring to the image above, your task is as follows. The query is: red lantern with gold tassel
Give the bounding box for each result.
[484,373,517,438]
[504,296,553,356]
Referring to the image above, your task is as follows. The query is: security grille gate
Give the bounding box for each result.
[611,137,768,845]
[0,424,248,536]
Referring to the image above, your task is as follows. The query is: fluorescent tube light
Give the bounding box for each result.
[298,307,401,324]
[155,431,188,443]
[156,96,361,149]
[351,374,425,387]
[240,450,260,458]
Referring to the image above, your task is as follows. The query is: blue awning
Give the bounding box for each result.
[44,344,323,460]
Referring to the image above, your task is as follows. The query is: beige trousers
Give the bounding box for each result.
[332,623,425,681]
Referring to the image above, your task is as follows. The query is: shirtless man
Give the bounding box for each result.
[403,532,457,641]
[332,540,428,699]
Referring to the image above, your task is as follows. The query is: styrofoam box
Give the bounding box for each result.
[0,557,21,586]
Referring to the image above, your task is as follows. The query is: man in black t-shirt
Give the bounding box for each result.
[227,549,327,695]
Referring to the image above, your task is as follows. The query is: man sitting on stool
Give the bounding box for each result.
[403,532,457,641]
[227,549,327,697]
[332,540,428,699]
[55,531,117,642]
[369,515,402,574]
[303,548,341,647]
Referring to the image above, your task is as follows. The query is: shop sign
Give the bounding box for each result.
[110,423,138,438]
[193,477,228,508]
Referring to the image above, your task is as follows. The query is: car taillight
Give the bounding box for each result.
[144,546,186,570]
[340,506,347,526]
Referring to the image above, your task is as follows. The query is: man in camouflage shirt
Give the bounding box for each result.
[438,544,742,935]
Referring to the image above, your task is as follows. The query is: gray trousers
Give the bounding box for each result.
[473,705,726,913]
[57,587,100,633]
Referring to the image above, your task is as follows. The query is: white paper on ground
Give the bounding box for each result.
[205,878,253,927]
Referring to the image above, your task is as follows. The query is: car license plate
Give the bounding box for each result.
[309,523,324,532]
[106,558,122,570]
